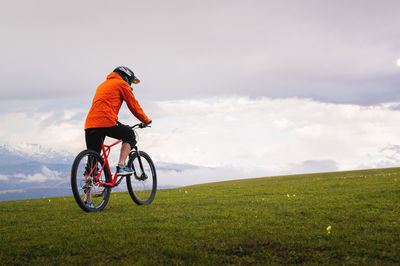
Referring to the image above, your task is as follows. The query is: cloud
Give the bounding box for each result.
[16,166,63,183]
[139,97,400,174]
[0,1,400,104]
[357,144,400,169]
[2,96,400,186]
[0,174,8,181]
[157,165,272,187]
[0,189,25,194]
[0,102,87,153]
[286,160,338,174]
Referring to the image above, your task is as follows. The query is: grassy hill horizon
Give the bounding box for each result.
[0,168,399,265]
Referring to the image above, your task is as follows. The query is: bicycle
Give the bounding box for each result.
[71,123,157,212]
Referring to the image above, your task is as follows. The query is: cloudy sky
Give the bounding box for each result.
[1,0,400,186]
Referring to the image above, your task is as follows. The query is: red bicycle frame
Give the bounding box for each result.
[95,139,123,187]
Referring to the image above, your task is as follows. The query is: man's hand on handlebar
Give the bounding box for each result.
[140,119,152,128]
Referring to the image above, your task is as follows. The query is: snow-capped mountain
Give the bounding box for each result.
[0,143,74,201]
[0,143,74,165]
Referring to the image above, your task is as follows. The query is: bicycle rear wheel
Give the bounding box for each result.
[71,149,111,212]
[126,151,157,205]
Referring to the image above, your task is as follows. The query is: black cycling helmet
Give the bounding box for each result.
[113,66,140,85]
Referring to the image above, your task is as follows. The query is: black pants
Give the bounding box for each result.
[85,121,136,154]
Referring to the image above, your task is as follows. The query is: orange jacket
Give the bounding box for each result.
[85,72,150,129]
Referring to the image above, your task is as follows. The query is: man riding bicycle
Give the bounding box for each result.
[85,66,151,176]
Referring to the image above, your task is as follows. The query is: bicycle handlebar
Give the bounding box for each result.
[131,123,151,129]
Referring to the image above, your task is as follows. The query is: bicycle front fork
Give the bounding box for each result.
[130,147,146,180]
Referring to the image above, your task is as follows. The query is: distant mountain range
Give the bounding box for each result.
[0,143,74,165]
[0,143,198,201]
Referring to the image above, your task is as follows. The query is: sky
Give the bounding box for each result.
[1,0,400,186]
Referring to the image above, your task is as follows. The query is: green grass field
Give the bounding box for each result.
[0,168,399,265]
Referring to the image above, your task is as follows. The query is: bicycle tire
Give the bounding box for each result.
[126,151,157,205]
[71,149,112,212]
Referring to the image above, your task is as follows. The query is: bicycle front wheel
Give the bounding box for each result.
[71,149,111,212]
[126,151,157,205]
